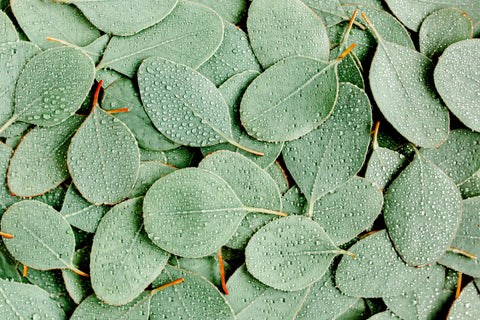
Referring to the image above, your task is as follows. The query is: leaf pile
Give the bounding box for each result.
[0,0,480,319]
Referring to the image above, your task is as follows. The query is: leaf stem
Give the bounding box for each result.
[0,115,18,136]
[307,201,314,218]
[217,249,228,295]
[361,13,383,42]
[227,139,264,156]
[69,266,89,277]
[23,265,28,277]
[335,43,357,61]
[0,232,13,239]
[92,80,103,110]
[455,272,462,299]
[372,121,380,150]
[243,207,287,217]
[106,108,130,114]
[151,278,184,294]
[448,247,477,260]
[340,9,358,46]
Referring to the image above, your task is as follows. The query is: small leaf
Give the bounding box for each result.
[130,161,176,198]
[91,197,170,305]
[172,255,230,288]
[194,0,247,24]
[265,161,290,195]
[281,186,307,216]
[0,245,22,281]
[367,311,403,320]
[0,11,18,43]
[459,173,480,199]
[62,247,93,304]
[447,282,480,320]
[365,147,408,191]
[0,143,18,215]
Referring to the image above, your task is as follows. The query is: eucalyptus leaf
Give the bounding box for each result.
[434,39,480,132]
[68,0,178,36]
[68,106,140,205]
[10,0,100,49]
[150,265,235,320]
[302,0,351,27]
[95,68,123,88]
[283,82,372,215]
[1,200,82,273]
[81,34,110,65]
[0,143,18,215]
[197,21,262,87]
[281,186,307,216]
[439,196,480,277]
[60,184,109,233]
[62,247,93,304]
[367,311,403,320]
[102,77,179,151]
[172,255,230,288]
[247,0,329,68]
[265,161,289,195]
[193,0,247,24]
[8,47,95,130]
[474,21,480,37]
[0,11,18,43]
[245,215,353,291]
[0,121,30,139]
[365,145,408,190]
[98,0,224,77]
[31,185,67,211]
[336,298,370,320]
[0,245,22,282]
[459,173,480,199]
[335,230,433,297]
[447,282,480,320]
[384,150,463,266]
[91,197,170,305]
[0,279,67,320]
[7,115,83,197]
[419,8,473,58]
[140,146,194,168]
[130,161,176,198]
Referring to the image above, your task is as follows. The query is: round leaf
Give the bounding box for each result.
[447,282,480,320]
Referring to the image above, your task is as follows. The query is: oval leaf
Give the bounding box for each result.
[447,282,480,320]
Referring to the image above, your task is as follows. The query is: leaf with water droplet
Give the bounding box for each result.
[384,149,463,266]
[7,115,83,197]
[68,105,140,205]
[281,186,307,216]
[0,245,21,281]
[247,0,329,68]
[0,11,18,43]
[194,0,247,24]
[303,0,351,27]
[98,1,223,77]
[434,39,480,132]
[1,200,84,274]
[201,70,283,169]
[246,215,353,291]
[172,255,230,288]
[80,34,110,65]
[265,161,290,195]
[197,21,261,87]
[91,197,169,305]
[60,184,109,233]
[102,77,180,151]
[10,0,100,50]
[0,143,18,216]
[364,14,449,148]
[199,150,282,249]
[31,184,67,211]
[365,143,408,190]
[439,196,480,277]
[130,162,176,198]
[335,230,433,297]
[419,9,473,59]
[447,281,480,320]
[0,278,67,319]
[367,311,403,320]
[150,265,235,320]
[62,247,93,304]
[283,82,372,215]
[336,298,370,320]
[459,172,480,199]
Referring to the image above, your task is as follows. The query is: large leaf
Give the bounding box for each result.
[434,39,480,132]
[245,215,353,291]
[7,115,83,197]
[69,0,178,36]
[384,150,463,266]
[97,0,223,77]
[68,106,140,205]
[283,82,371,215]
[91,197,170,305]
[1,200,83,274]
[447,282,480,320]
[335,230,433,297]
[247,0,329,68]
[10,0,100,49]
[0,279,66,320]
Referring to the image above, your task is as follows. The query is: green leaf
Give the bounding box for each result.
[447,282,480,320]
[365,146,408,190]
[150,265,235,320]
[60,184,109,233]
[0,42,41,131]
[265,161,290,195]
[10,0,100,49]
[140,146,194,169]
[335,230,433,297]
[199,150,282,249]
[302,0,351,27]
[0,279,67,320]
[11,47,95,128]
[367,311,403,320]
[1,200,82,273]
[91,197,170,305]
[283,82,372,215]
[102,78,179,151]
[143,168,246,257]
[201,70,283,169]
[366,17,449,148]
[384,150,463,266]
[0,245,22,281]
[226,264,310,319]
[247,0,329,68]
[62,247,93,304]
[419,9,473,58]
[172,255,230,288]
[281,186,307,216]
[69,0,178,36]
[31,185,67,211]
[0,143,18,215]
[336,298,370,320]
[70,292,151,320]
[459,172,480,199]
[130,162,176,198]
[383,0,480,31]
[68,106,140,205]
[439,196,480,277]
[7,115,83,197]
[197,21,262,87]
[434,39,480,132]
[474,21,480,37]
[193,0,247,24]
[311,177,384,245]
[421,129,480,185]
[81,34,110,65]
[245,215,352,291]
[240,56,339,142]
[98,0,223,77]
[384,265,458,320]
[0,11,18,43]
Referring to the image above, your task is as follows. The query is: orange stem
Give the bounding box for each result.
[23,265,28,277]
[92,80,103,108]
[217,249,229,295]
[455,272,462,299]
[106,108,130,114]
[0,232,13,239]
[152,278,184,294]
